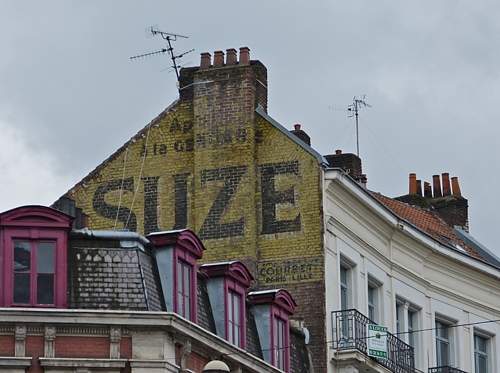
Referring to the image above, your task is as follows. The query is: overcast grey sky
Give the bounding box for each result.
[1,1,499,253]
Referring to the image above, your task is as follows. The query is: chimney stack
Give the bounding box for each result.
[432,175,442,198]
[442,173,451,196]
[409,173,417,195]
[289,123,311,146]
[324,149,363,184]
[226,48,237,65]
[239,47,250,65]
[200,52,211,69]
[396,172,469,232]
[451,177,462,197]
[213,50,224,67]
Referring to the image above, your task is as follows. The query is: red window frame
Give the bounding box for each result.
[225,283,246,348]
[270,306,291,372]
[0,206,71,309]
[173,249,197,322]
[11,239,57,306]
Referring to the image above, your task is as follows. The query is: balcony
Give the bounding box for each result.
[331,309,415,373]
[428,367,468,373]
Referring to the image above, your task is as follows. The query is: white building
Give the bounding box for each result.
[324,168,500,373]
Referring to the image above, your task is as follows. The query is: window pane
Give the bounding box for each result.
[14,273,30,303]
[14,241,31,271]
[177,262,183,313]
[37,273,54,304]
[37,242,55,273]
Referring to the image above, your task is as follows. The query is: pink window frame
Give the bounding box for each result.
[270,306,290,372]
[225,279,247,348]
[172,248,197,322]
[2,228,67,308]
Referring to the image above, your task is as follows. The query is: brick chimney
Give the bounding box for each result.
[289,124,311,146]
[178,46,268,110]
[324,149,364,184]
[396,173,469,231]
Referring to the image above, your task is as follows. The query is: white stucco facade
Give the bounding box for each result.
[323,169,500,373]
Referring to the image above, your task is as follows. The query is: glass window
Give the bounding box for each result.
[274,317,287,370]
[435,320,450,366]
[228,291,243,347]
[368,284,377,322]
[340,265,350,310]
[396,302,403,335]
[474,334,488,373]
[14,241,31,304]
[13,240,56,305]
[176,259,192,319]
[408,310,417,349]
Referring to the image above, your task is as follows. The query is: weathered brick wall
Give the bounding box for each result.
[67,58,326,370]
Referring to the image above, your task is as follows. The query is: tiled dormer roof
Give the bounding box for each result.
[371,192,483,260]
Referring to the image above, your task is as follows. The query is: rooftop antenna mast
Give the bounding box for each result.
[129,27,194,87]
[347,95,372,157]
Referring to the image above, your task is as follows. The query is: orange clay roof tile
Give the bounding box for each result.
[371,192,483,260]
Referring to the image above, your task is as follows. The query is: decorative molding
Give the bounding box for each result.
[44,326,56,358]
[39,358,127,368]
[109,327,121,359]
[27,326,44,335]
[14,325,26,357]
[56,325,108,336]
[0,325,14,335]
[179,340,192,370]
[0,357,32,368]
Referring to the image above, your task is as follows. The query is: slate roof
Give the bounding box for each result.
[371,192,483,260]
[66,231,310,373]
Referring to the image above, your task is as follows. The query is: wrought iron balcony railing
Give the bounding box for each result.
[331,309,415,373]
[428,367,468,373]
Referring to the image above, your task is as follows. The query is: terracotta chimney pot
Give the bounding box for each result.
[226,48,237,65]
[433,174,442,198]
[239,47,250,65]
[451,177,462,197]
[200,52,211,69]
[442,173,451,196]
[409,173,417,195]
[213,50,224,67]
[424,182,432,198]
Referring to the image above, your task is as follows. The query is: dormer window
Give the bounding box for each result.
[201,261,253,348]
[0,206,73,308]
[248,289,297,372]
[147,230,205,322]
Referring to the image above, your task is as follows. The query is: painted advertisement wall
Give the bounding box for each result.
[66,60,327,370]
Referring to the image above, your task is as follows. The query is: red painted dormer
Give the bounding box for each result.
[201,261,254,348]
[147,229,205,322]
[0,206,73,308]
[248,289,297,372]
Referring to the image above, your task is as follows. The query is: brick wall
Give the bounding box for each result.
[67,56,327,370]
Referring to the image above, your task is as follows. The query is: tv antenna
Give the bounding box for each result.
[130,27,194,85]
[347,95,372,157]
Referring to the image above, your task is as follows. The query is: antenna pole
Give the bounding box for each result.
[347,95,371,157]
[355,100,360,156]
[165,36,179,81]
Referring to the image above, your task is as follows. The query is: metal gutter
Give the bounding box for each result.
[71,228,150,246]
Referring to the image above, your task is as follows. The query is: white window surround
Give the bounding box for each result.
[395,297,422,369]
[367,275,382,324]
[339,257,355,310]
[435,316,457,368]
[473,329,493,373]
